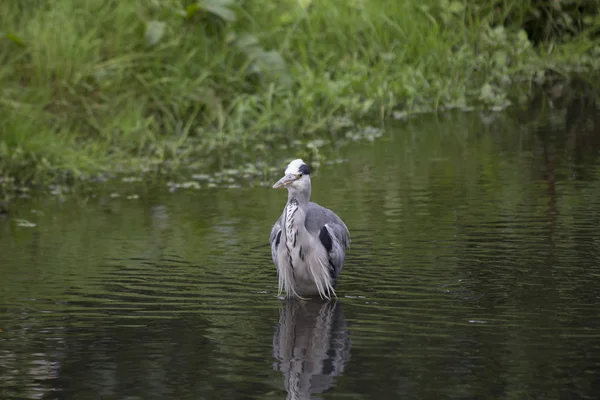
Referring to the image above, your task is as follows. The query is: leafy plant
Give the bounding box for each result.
[0,31,25,46]
[182,0,237,22]
[0,0,598,195]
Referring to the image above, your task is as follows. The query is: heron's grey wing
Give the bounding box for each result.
[305,202,350,248]
[305,203,350,280]
[270,214,283,266]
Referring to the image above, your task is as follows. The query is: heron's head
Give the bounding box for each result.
[273,159,311,191]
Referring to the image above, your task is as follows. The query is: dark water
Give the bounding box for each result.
[2,98,600,399]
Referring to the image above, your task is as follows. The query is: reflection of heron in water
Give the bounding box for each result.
[272,299,351,400]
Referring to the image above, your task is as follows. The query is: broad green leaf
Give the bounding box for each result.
[145,20,165,47]
[256,50,286,72]
[298,0,312,9]
[479,83,494,101]
[493,50,507,66]
[254,50,291,86]
[279,12,295,24]
[184,4,201,20]
[203,5,236,21]
[14,219,36,228]
[0,32,25,47]
[236,34,259,48]
[198,0,237,22]
[448,1,464,13]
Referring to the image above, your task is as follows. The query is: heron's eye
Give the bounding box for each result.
[296,173,302,179]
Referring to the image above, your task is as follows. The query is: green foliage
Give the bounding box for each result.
[448,0,600,43]
[0,31,25,46]
[0,0,599,196]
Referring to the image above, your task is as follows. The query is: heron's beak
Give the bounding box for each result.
[273,174,297,189]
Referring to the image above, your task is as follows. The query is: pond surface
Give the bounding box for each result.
[2,98,600,399]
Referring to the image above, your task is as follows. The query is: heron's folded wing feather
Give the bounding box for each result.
[270,215,283,266]
[306,202,350,278]
[305,202,350,248]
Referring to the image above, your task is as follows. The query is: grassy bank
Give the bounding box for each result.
[1,0,599,199]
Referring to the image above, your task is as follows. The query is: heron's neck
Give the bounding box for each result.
[285,187,309,233]
[286,187,310,207]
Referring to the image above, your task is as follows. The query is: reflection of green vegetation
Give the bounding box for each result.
[1,0,599,196]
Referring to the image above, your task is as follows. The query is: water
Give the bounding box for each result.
[2,98,600,399]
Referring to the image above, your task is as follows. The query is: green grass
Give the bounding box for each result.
[1,0,599,197]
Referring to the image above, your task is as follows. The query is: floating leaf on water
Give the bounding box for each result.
[192,174,211,181]
[307,139,325,149]
[331,115,354,129]
[491,103,510,112]
[126,194,139,200]
[346,130,359,141]
[122,176,142,183]
[145,20,166,47]
[325,158,348,165]
[110,193,120,198]
[479,113,497,126]
[181,181,201,189]
[393,110,408,120]
[223,168,240,176]
[479,83,495,102]
[14,219,36,228]
[344,125,383,142]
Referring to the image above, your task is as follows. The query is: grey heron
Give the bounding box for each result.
[270,159,350,299]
